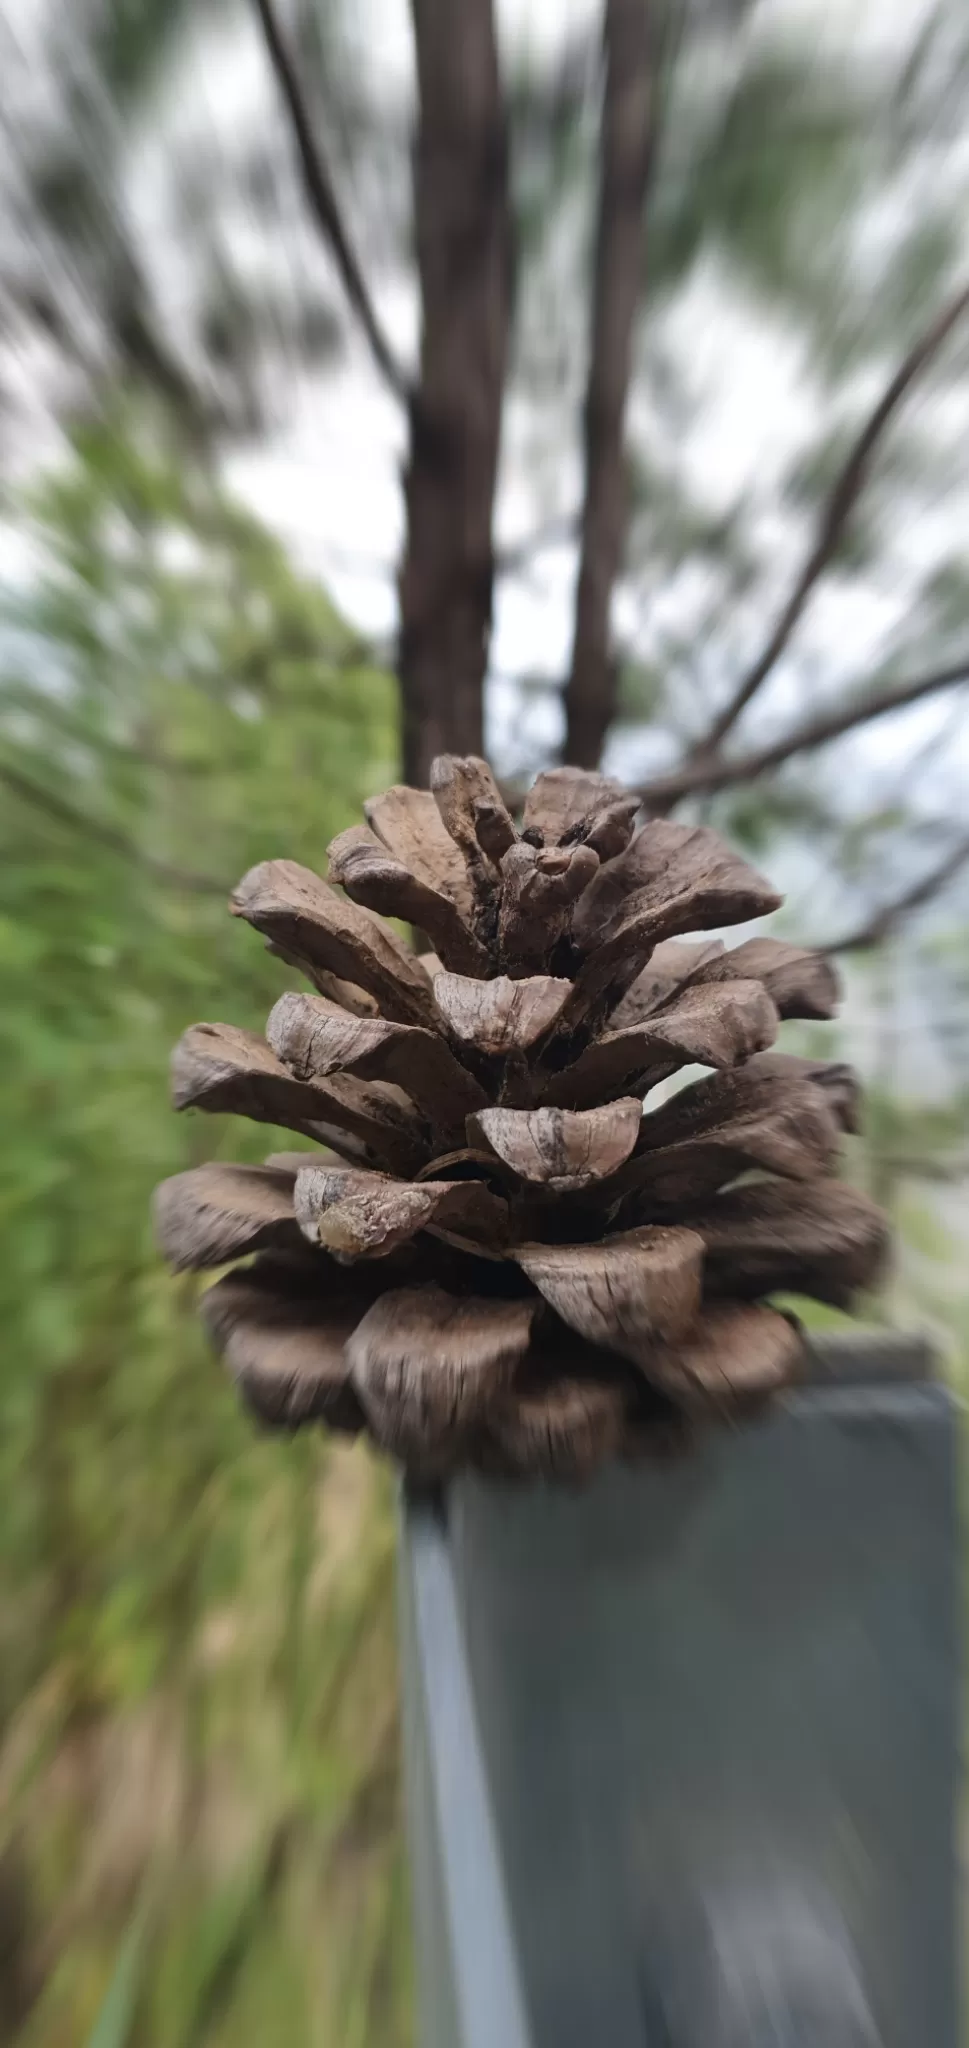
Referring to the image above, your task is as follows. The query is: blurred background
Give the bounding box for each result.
[2,0,969,2039]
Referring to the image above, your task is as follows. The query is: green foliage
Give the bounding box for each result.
[614,656,665,724]
[650,40,874,322]
[0,415,411,2043]
[714,778,841,857]
[84,1880,158,2048]
[90,0,237,109]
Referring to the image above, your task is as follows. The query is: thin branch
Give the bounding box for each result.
[639,652,969,808]
[0,760,228,896]
[250,0,409,401]
[820,828,969,954]
[689,276,969,759]
[870,1154,969,1182]
[563,0,660,768]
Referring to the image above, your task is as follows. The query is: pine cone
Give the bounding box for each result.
[154,761,890,1479]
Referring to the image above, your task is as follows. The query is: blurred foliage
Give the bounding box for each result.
[649,39,874,322]
[2,0,969,2034]
[0,412,411,2044]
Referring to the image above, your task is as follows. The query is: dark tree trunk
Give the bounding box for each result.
[564,0,659,770]
[399,0,511,789]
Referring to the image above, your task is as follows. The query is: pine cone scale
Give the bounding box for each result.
[365,784,479,916]
[516,1227,704,1368]
[539,978,779,1110]
[327,823,490,976]
[266,990,487,1139]
[153,1161,304,1272]
[201,1258,370,1431]
[294,1164,509,1262]
[231,859,439,1029]
[469,1099,645,1189]
[347,1285,538,1462]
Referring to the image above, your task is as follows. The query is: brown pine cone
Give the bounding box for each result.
[153,761,890,1480]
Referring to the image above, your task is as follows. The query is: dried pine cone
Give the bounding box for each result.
[153,760,890,1479]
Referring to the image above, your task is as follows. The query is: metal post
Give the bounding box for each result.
[399,1337,960,2048]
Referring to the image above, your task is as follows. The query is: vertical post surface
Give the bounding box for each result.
[398,1491,532,2048]
[400,1351,959,2048]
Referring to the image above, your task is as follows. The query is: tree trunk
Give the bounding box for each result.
[399,0,511,788]
[564,0,659,770]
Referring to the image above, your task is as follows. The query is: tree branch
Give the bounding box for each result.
[251,0,409,401]
[639,652,969,808]
[0,760,228,896]
[820,828,969,954]
[689,276,969,759]
[870,1153,969,1182]
[564,0,660,768]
